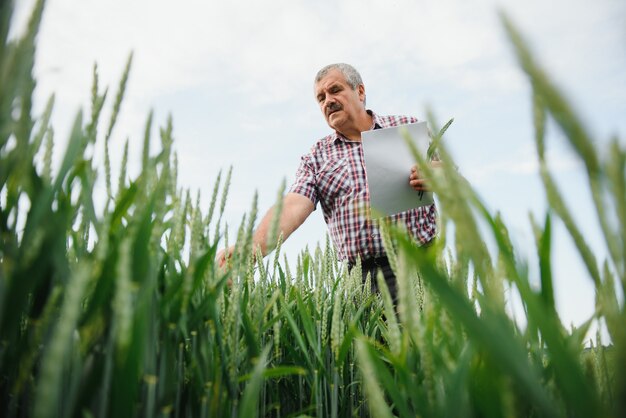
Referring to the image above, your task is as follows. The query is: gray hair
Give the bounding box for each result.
[314,63,363,90]
[314,63,366,106]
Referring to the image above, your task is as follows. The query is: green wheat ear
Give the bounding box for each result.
[141,109,153,169]
[116,138,129,200]
[377,269,401,355]
[206,168,222,229]
[244,190,259,256]
[103,54,133,202]
[379,220,398,275]
[31,94,54,155]
[272,232,284,278]
[266,178,286,254]
[219,165,233,221]
[42,125,54,181]
[87,63,107,143]
[428,117,453,160]
[189,189,204,260]
[104,52,133,143]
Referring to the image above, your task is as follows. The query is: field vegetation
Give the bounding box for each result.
[1,1,624,417]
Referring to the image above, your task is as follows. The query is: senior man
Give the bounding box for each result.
[217,63,440,301]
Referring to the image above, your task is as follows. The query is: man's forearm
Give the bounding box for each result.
[252,193,314,257]
[251,206,280,256]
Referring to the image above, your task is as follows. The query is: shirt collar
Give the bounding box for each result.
[369,109,384,130]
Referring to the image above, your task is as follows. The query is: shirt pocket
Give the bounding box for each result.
[315,158,353,203]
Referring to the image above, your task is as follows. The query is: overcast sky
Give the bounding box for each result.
[12,0,626,340]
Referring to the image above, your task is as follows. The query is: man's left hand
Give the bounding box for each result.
[409,161,443,192]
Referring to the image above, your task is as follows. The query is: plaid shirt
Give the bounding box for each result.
[289,110,437,263]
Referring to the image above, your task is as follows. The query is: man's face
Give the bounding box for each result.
[314,69,366,134]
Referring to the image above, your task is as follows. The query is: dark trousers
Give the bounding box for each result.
[349,256,398,304]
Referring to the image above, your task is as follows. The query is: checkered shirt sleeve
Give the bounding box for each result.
[289,155,318,206]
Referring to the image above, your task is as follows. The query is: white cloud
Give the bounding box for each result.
[22,0,506,108]
[16,0,620,132]
[464,143,582,186]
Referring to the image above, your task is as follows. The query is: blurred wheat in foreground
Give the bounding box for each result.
[0,1,624,417]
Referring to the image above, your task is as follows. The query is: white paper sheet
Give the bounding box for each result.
[361,121,433,217]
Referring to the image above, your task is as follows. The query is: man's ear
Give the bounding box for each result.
[358,84,366,102]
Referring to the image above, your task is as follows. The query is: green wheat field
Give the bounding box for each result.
[1,1,624,417]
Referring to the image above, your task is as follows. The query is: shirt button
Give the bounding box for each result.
[371,233,378,238]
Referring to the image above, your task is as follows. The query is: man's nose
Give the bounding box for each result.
[324,97,336,111]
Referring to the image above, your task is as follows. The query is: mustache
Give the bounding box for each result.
[326,102,342,116]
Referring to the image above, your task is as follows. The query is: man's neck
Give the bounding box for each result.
[339,110,373,142]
